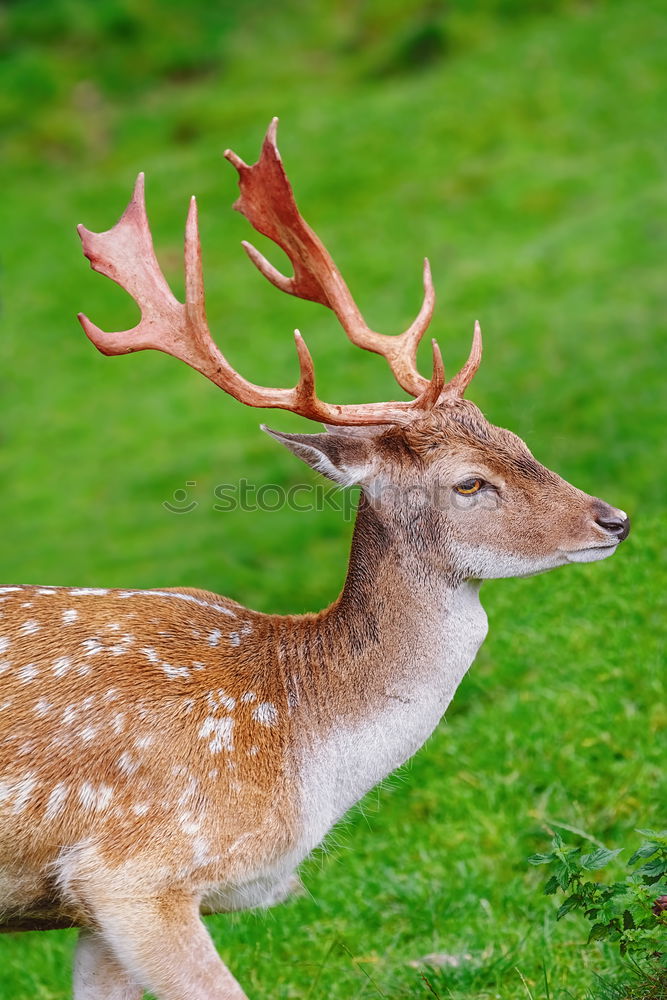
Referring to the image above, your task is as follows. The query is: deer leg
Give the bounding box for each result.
[86,891,248,1000]
[73,929,144,1000]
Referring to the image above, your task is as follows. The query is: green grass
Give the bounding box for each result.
[1,0,666,996]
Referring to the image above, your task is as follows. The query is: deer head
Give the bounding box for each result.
[78,118,630,582]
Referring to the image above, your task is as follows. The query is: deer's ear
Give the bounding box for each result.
[261,425,374,487]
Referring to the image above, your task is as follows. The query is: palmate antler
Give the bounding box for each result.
[77,119,481,426]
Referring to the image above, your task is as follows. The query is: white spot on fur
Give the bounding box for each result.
[142,645,189,679]
[135,735,153,749]
[162,662,190,680]
[252,702,278,727]
[79,782,113,811]
[108,634,135,656]
[0,637,10,654]
[116,752,140,775]
[19,620,40,635]
[207,629,222,647]
[45,782,69,820]
[132,802,149,816]
[70,588,109,596]
[81,638,103,656]
[79,726,98,744]
[0,661,11,676]
[62,705,77,725]
[240,691,256,703]
[207,690,236,712]
[247,745,259,757]
[9,773,37,814]
[229,632,241,647]
[111,712,126,734]
[62,609,79,624]
[199,716,234,754]
[36,588,56,596]
[191,836,214,868]
[34,697,52,716]
[0,587,21,594]
[18,663,39,683]
[179,814,201,836]
[53,656,71,677]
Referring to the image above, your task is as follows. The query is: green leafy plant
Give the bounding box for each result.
[529,829,667,996]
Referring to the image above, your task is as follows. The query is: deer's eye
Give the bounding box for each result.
[455,478,484,495]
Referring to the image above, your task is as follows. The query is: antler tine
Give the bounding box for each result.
[388,258,436,394]
[77,169,445,427]
[420,339,446,407]
[224,118,434,398]
[78,174,213,373]
[443,321,483,399]
[78,173,176,357]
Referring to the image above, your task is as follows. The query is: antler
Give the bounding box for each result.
[77,176,447,427]
[225,118,482,402]
[77,120,478,427]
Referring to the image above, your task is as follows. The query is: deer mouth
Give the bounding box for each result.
[560,543,620,564]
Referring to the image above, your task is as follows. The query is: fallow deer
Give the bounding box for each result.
[0,119,629,999]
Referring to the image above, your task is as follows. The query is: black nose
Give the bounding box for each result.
[594,504,631,541]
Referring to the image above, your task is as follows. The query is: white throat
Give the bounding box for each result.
[296,580,488,856]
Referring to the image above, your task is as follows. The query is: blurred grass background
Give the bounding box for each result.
[0,0,665,997]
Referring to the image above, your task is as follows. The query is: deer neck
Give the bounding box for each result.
[287,494,488,840]
[329,492,487,698]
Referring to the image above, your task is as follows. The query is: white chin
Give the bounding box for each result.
[563,545,618,564]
